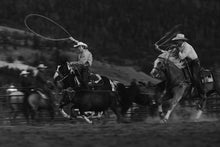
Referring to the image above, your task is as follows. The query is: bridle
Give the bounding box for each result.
[153,57,167,74]
[54,65,71,83]
[54,63,82,88]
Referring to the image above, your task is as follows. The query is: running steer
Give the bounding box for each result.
[62,89,122,123]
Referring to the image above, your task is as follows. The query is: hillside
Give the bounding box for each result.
[0,59,159,86]
[91,61,159,85]
[0,26,159,86]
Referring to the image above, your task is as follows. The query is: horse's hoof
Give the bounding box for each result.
[194,110,203,120]
[160,118,168,124]
[88,121,93,124]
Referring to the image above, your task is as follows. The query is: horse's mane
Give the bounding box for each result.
[158,51,187,86]
[158,50,185,69]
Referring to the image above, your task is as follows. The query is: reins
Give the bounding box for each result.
[55,69,71,83]
[152,56,167,74]
[155,52,188,89]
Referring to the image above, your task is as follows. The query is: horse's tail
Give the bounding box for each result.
[27,93,41,111]
[27,92,55,121]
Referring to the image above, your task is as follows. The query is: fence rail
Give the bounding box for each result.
[0,87,220,125]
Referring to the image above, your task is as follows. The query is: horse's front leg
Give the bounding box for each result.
[195,94,207,119]
[158,104,165,119]
[79,110,93,124]
[59,100,71,119]
[163,84,187,123]
[156,89,167,120]
[70,104,80,119]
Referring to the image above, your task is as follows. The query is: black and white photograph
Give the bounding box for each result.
[0,0,220,147]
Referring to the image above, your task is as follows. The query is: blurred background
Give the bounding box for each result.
[0,0,219,86]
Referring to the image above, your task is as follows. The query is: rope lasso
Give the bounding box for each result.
[24,14,78,43]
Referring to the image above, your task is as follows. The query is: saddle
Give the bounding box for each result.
[88,73,104,88]
[182,64,215,94]
[200,68,215,90]
[200,68,214,84]
[31,89,48,99]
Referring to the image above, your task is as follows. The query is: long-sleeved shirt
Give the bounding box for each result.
[77,49,93,66]
[35,71,47,88]
[178,42,198,60]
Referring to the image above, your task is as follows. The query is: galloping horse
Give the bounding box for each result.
[25,89,55,123]
[150,50,220,122]
[53,62,123,123]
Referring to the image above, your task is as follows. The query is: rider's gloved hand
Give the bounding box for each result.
[70,61,78,66]
[84,62,90,67]
[171,48,179,59]
[69,37,79,43]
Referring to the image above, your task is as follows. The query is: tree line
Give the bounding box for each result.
[0,0,219,71]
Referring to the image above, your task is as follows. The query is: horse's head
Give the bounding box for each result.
[54,62,68,84]
[151,50,186,83]
[53,62,79,89]
[150,57,166,80]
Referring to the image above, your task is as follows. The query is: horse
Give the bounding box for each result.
[53,62,123,123]
[150,50,220,122]
[24,89,55,123]
[6,86,25,124]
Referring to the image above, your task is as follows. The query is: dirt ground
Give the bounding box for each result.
[0,119,220,147]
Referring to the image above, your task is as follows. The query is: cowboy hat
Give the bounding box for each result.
[74,42,88,48]
[20,70,30,75]
[9,85,15,89]
[7,84,18,92]
[172,33,188,41]
[37,64,48,69]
